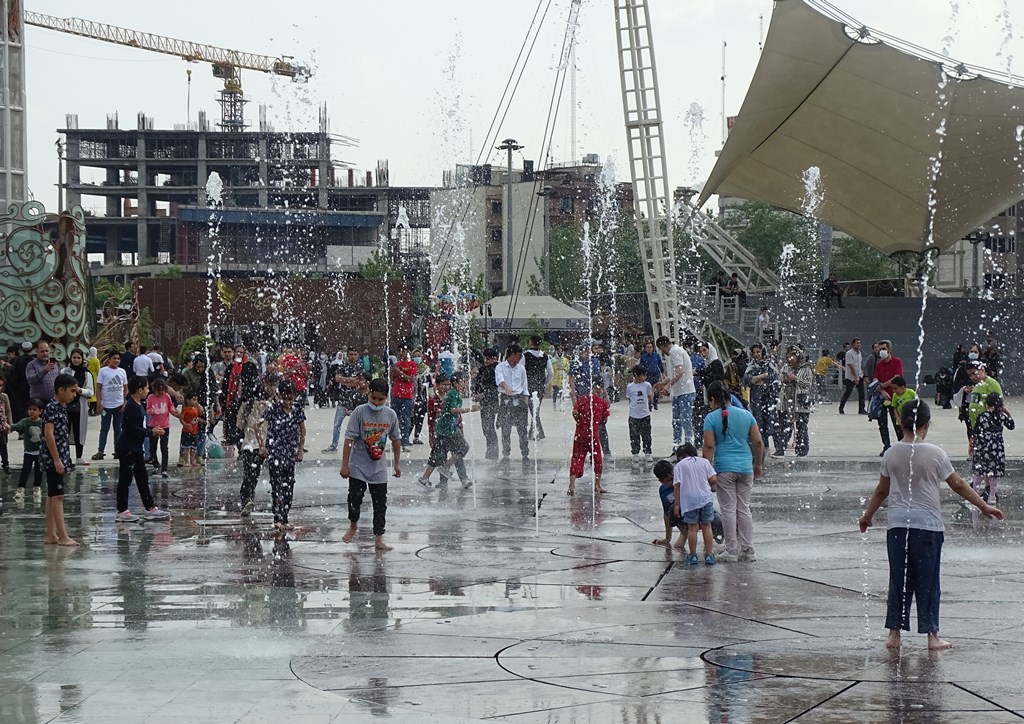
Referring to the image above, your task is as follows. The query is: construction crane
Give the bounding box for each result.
[25,11,310,131]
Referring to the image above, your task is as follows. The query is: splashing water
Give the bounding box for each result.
[683,102,708,187]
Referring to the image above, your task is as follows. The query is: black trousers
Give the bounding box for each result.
[839,379,865,412]
[480,403,499,458]
[239,448,264,504]
[779,412,810,456]
[628,416,652,455]
[18,452,42,487]
[147,429,169,471]
[347,478,387,536]
[878,407,902,449]
[67,404,84,459]
[886,528,942,634]
[268,458,295,524]
[499,403,530,459]
[117,450,155,512]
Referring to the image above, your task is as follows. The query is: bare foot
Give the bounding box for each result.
[57,538,80,547]
[566,487,574,496]
[886,630,901,649]
[283,523,295,531]
[595,486,607,495]
[44,537,59,544]
[652,537,669,546]
[673,539,686,550]
[928,634,953,650]
[374,537,393,552]
[342,524,357,544]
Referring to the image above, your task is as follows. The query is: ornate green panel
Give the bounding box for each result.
[0,202,89,361]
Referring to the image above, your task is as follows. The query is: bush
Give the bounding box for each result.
[178,335,216,364]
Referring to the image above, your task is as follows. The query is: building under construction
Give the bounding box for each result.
[62,107,431,280]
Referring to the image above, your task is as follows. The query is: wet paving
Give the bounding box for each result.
[2,406,1024,722]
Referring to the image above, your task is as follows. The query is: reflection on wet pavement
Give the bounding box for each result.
[1,456,1023,722]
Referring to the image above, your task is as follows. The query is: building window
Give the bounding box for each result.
[490,256,503,272]
[491,200,502,215]
[490,228,502,242]
[984,236,1015,254]
[560,196,573,214]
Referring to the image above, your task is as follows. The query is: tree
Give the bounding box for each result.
[358,250,404,280]
[178,334,216,363]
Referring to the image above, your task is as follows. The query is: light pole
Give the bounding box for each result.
[497,138,523,293]
[536,185,553,295]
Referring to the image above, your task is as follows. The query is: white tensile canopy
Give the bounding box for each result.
[699,0,1024,256]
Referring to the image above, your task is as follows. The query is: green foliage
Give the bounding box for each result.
[358,250,404,280]
[518,316,548,348]
[136,307,154,347]
[155,265,183,279]
[93,279,132,307]
[178,335,216,363]
[828,236,899,281]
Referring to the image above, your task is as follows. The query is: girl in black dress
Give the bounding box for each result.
[970,392,1014,503]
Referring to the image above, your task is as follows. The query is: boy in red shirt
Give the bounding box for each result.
[567,380,610,496]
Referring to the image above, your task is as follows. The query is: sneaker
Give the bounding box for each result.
[413,438,424,445]
[687,554,700,566]
[644,454,654,465]
[739,550,756,562]
[461,479,474,490]
[115,510,139,523]
[75,458,89,466]
[91,452,105,460]
[704,554,717,566]
[161,471,169,478]
[417,477,433,489]
[499,456,510,466]
[33,488,42,501]
[631,454,640,467]
[142,507,170,520]
[716,552,739,563]
[240,500,254,518]
[13,489,24,503]
[438,467,450,486]
[2,465,10,474]
[177,459,185,467]
[321,446,337,453]
[772,450,785,457]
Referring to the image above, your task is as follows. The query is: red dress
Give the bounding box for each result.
[570,394,609,477]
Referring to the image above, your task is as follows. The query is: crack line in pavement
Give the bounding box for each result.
[641,562,674,601]
[770,570,884,598]
[950,682,1024,719]
[781,679,859,723]
[687,604,820,638]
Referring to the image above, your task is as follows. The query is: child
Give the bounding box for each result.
[145,377,176,477]
[114,376,170,522]
[0,376,13,473]
[416,373,479,490]
[672,442,719,565]
[969,392,1015,503]
[40,374,80,546]
[340,378,402,551]
[626,365,653,467]
[652,459,687,549]
[179,391,205,467]
[92,350,128,460]
[258,379,306,533]
[885,376,917,439]
[238,373,278,517]
[567,380,610,497]
[11,399,45,502]
[859,399,1003,651]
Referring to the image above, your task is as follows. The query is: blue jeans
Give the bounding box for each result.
[672,393,696,445]
[97,407,124,454]
[329,406,351,449]
[886,527,943,634]
[390,397,413,445]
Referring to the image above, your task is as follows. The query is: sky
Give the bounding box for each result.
[22,0,1024,213]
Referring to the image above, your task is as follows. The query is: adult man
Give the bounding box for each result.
[838,337,865,415]
[119,341,137,375]
[147,344,165,376]
[322,347,368,453]
[744,343,784,458]
[473,348,500,459]
[965,361,1003,438]
[872,340,904,455]
[495,344,530,467]
[982,331,1002,379]
[863,341,880,391]
[524,335,553,441]
[822,272,844,308]
[389,346,419,450]
[654,336,696,450]
[26,342,59,403]
[568,343,601,402]
[133,346,155,377]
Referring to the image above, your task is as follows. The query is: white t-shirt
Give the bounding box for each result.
[133,354,154,376]
[667,345,696,397]
[147,351,164,368]
[96,366,128,409]
[880,441,955,532]
[626,380,652,419]
[844,349,863,381]
[673,456,716,514]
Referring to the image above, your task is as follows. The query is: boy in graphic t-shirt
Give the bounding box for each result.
[340,378,402,551]
[626,365,654,467]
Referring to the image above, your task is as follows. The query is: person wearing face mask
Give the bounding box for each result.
[872,340,904,455]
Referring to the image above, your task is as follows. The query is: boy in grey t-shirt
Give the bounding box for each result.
[341,378,402,551]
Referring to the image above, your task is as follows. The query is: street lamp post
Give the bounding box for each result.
[536,185,554,295]
[497,138,523,293]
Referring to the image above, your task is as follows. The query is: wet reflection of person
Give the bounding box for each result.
[268,538,301,628]
[347,554,391,626]
[116,527,153,632]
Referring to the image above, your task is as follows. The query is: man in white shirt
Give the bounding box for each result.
[147,344,165,375]
[133,347,155,377]
[495,343,530,467]
[839,337,866,415]
[654,335,696,448]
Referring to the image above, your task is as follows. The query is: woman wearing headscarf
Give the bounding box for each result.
[62,348,95,465]
[87,347,101,415]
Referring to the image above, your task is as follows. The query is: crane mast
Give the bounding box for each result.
[25,11,310,131]
[615,0,679,341]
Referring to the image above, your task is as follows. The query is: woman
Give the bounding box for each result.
[702,380,763,563]
[639,340,665,410]
[859,400,1002,650]
[61,348,95,465]
[778,345,814,457]
[86,346,101,415]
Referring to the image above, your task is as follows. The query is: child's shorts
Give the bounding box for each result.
[428,432,470,468]
[682,500,715,525]
[46,467,64,497]
[180,432,198,450]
